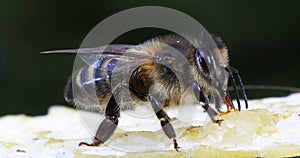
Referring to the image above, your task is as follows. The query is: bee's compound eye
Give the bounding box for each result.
[195,49,210,75]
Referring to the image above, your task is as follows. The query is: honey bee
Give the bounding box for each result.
[43,34,248,151]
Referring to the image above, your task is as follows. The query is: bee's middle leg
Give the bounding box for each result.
[79,95,120,147]
[149,96,180,152]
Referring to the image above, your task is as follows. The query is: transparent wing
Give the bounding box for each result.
[41,44,158,66]
[47,45,158,111]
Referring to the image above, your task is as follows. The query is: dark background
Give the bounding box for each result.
[1,1,299,115]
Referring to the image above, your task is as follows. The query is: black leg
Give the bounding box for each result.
[193,82,223,125]
[149,96,180,152]
[79,95,120,147]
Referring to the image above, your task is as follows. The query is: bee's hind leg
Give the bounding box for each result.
[149,96,181,152]
[79,95,120,147]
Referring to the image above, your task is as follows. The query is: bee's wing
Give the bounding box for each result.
[43,45,159,110]
[41,44,134,54]
[41,44,158,66]
[43,45,158,105]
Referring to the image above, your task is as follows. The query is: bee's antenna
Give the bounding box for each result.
[234,85,300,93]
[225,66,241,111]
[229,66,248,109]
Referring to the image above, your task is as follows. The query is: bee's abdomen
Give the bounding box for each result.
[64,59,115,110]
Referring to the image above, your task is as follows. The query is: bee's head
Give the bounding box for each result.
[194,34,248,111]
[193,34,229,90]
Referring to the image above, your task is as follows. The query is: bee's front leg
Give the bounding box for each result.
[193,82,223,126]
[79,95,120,147]
[149,96,181,152]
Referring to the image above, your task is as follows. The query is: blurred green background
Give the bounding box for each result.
[1,1,299,115]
